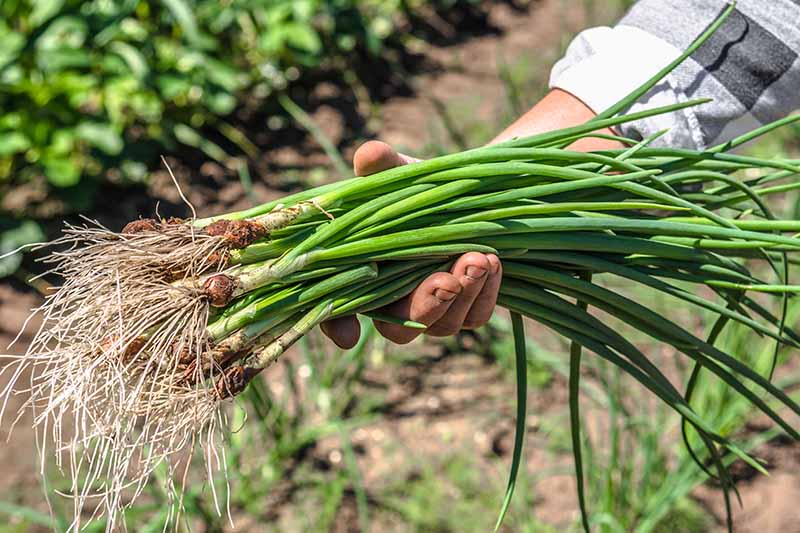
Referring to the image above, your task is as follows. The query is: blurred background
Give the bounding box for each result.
[1,0,800,531]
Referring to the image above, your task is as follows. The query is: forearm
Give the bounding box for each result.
[490,88,625,151]
[548,0,800,150]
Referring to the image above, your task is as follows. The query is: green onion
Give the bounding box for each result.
[11,5,800,531]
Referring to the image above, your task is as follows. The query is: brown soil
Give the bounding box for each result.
[0,282,42,502]
[2,0,799,531]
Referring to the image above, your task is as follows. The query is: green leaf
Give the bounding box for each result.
[42,155,81,187]
[35,16,88,50]
[161,0,201,45]
[204,58,243,92]
[284,23,321,53]
[0,221,45,278]
[108,41,149,79]
[205,91,236,115]
[76,123,123,155]
[103,76,140,124]
[49,129,75,155]
[494,311,527,531]
[292,0,316,21]
[569,272,591,533]
[265,3,293,25]
[0,26,25,70]
[156,74,191,99]
[130,91,163,123]
[29,0,66,28]
[0,132,30,156]
[36,48,91,71]
[119,17,149,41]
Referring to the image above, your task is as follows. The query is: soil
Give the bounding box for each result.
[2,1,799,531]
[0,281,41,501]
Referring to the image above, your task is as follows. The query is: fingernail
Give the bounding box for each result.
[466,266,487,279]
[433,288,459,301]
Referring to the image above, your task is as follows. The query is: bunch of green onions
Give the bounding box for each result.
[6,5,800,530]
[196,121,800,529]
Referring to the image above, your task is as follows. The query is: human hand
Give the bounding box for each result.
[320,140,503,348]
[321,88,613,348]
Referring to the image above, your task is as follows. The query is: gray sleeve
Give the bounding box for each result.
[550,0,800,149]
[620,0,800,146]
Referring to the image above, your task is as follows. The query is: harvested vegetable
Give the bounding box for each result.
[3,5,799,531]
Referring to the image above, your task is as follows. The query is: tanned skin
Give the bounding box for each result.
[322,89,624,348]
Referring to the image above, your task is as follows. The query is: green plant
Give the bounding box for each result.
[0,0,473,214]
[573,292,800,533]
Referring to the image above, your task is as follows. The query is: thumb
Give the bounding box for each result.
[353,140,418,176]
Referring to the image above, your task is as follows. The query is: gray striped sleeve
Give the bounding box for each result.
[550,0,800,149]
[620,0,800,145]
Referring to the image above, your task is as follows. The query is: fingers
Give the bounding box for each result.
[374,272,462,344]
[321,140,422,350]
[426,253,491,336]
[374,253,502,343]
[320,316,361,349]
[322,254,502,348]
[326,142,495,349]
[353,140,418,176]
[463,254,502,329]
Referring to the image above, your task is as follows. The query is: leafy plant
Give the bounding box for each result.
[0,0,473,214]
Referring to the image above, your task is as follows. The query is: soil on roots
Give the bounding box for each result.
[0,220,238,529]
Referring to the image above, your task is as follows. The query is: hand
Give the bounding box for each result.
[321,88,611,348]
[320,140,503,348]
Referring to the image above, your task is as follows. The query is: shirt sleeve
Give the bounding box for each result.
[548,0,800,150]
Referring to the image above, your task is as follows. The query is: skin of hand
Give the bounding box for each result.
[321,88,623,348]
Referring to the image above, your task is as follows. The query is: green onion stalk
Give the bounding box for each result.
[6,4,800,531]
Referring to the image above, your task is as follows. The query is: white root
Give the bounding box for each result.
[1,218,236,531]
